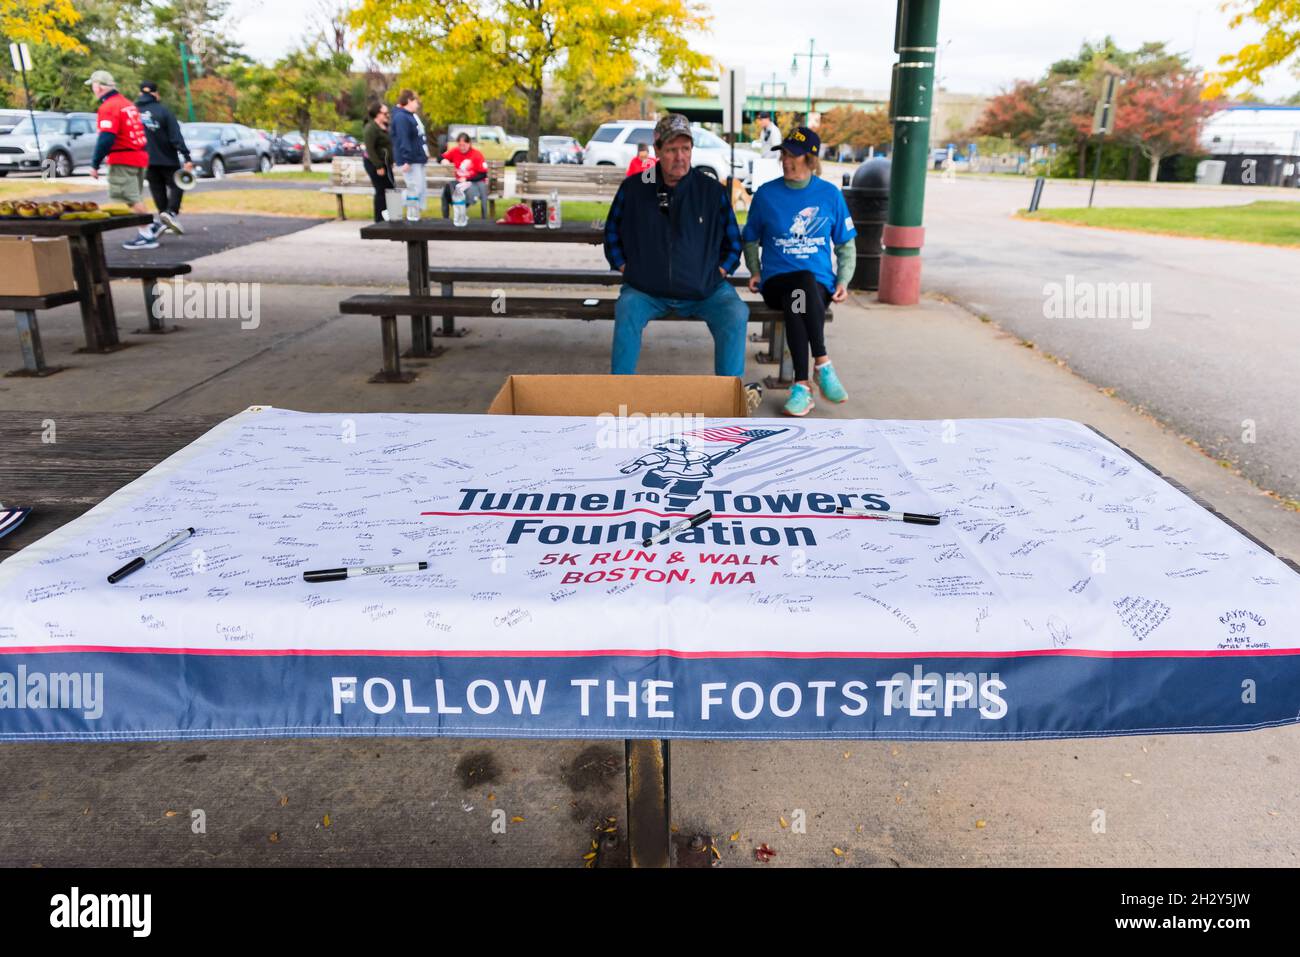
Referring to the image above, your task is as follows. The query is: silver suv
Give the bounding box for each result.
[581,119,757,188]
[0,112,97,177]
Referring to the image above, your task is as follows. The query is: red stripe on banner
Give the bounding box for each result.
[5,645,1299,659]
[419,509,892,519]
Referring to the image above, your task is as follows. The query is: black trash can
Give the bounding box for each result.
[841,158,890,291]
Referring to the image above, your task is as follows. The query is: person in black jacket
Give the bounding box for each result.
[361,101,394,222]
[603,113,747,377]
[135,82,193,236]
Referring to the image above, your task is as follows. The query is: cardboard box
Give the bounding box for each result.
[488,375,748,417]
[0,236,76,297]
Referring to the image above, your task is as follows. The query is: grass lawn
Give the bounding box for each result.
[253,169,330,181]
[1020,200,1300,246]
[0,179,99,201]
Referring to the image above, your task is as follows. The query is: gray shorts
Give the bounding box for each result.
[107,164,145,205]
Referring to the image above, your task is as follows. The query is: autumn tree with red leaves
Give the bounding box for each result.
[1113,70,1213,182]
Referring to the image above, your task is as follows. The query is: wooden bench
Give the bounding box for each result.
[323,157,505,221]
[338,292,830,387]
[419,267,822,383]
[106,262,192,334]
[515,163,626,201]
[2,289,80,377]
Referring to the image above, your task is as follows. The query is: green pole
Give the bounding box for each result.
[878,0,940,305]
[805,39,814,118]
[180,41,196,122]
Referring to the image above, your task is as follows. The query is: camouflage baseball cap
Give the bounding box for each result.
[653,113,693,146]
[85,70,117,87]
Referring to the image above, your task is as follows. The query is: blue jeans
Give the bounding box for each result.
[611,281,748,377]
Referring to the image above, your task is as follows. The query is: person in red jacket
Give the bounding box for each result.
[625,143,656,178]
[438,133,489,217]
[85,69,157,250]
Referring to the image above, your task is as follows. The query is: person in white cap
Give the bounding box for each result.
[85,69,157,250]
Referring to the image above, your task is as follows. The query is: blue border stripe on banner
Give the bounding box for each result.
[0,651,1295,741]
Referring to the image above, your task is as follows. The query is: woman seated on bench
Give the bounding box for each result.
[439,133,489,216]
[742,126,857,418]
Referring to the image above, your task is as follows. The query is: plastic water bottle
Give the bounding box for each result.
[452,182,469,227]
[404,187,420,222]
[547,189,561,229]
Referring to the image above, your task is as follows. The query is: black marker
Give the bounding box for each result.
[303,561,428,583]
[107,527,195,583]
[835,506,941,526]
[643,510,713,548]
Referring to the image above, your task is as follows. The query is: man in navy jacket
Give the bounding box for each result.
[390,89,428,210]
[603,114,747,377]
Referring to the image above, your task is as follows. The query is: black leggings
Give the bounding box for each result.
[364,158,396,222]
[761,270,831,382]
[146,165,184,216]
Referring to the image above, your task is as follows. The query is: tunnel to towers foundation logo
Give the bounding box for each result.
[619,426,787,511]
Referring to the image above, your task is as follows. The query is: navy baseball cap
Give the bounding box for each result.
[781,126,821,157]
[140,81,159,93]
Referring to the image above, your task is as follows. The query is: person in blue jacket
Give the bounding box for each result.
[603,113,747,377]
[389,89,428,210]
[742,126,856,416]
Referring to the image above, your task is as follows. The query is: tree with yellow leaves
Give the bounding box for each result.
[348,0,713,160]
[0,0,83,51]
[1204,0,1300,98]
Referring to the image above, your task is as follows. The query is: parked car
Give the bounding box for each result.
[272,131,305,164]
[446,124,529,165]
[582,119,758,187]
[0,111,96,177]
[182,122,274,177]
[538,135,583,164]
[335,133,362,157]
[307,129,339,162]
[0,109,32,135]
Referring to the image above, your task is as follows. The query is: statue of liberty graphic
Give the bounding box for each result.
[620,426,786,511]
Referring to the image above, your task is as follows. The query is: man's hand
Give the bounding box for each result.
[718,266,726,277]
[618,264,625,274]
[831,283,848,303]
[747,273,761,293]
[401,163,410,174]
[376,167,385,178]
[89,167,100,180]
[183,161,194,172]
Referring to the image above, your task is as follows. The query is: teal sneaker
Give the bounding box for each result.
[782,383,815,417]
[815,361,848,403]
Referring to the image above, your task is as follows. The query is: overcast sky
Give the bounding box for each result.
[228,0,1297,101]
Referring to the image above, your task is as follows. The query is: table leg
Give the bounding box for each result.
[7,309,62,377]
[762,320,794,390]
[72,233,124,353]
[369,314,416,383]
[403,240,443,358]
[624,739,670,868]
[431,279,469,338]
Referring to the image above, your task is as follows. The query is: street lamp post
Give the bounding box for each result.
[759,76,788,120]
[790,39,830,122]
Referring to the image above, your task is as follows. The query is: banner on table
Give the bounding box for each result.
[1,406,1297,741]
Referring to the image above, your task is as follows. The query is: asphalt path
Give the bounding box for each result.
[922,177,1300,500]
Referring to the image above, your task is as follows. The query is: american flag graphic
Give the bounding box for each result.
[0,506,30,541]
[682,426,783,444]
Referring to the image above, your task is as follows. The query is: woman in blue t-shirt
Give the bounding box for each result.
[741,126,856,416]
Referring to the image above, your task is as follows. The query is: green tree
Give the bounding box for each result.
[349,0,714,161]
[241,44,351,170]
[0,0,82,50]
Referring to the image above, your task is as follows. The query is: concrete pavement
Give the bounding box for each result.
[923,176,1300,502]
[0,215,1297,867]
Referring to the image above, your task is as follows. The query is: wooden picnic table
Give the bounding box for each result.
[0,410,672,866]
[358,220,607,357]
[0,214,155,353]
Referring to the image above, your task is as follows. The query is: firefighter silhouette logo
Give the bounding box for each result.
[620,426,786,511]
